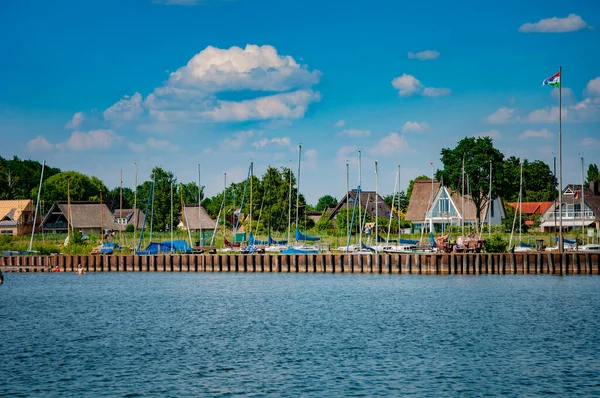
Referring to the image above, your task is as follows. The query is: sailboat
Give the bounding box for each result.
[282,144,320,254]
[509,160,534,253]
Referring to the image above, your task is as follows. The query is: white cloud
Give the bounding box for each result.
[99,44,321,127]
[527,99,600,123]
[220,130,258,151]
[526,106,565,123]
[60,129,120,151]
[368,133,409,156]
[337,144,358,158]
[335,119,345,128]
[407,50,440,61]
[205,90,321,122]
[252,136,291,148]
[485,107,516,124]
[338,128,371,138]
[586,77,600,97]
[519,14,592,33]
[128,142,146,153]
[146,137,180,151]
[104,93,144,121]
[391,73,451,97]
[519,128,553,140]
[473,130,503,140]
[550,87,575,103]
[305,149,317,160]
[65,112,84,129]
[401,121,429,133]
[26,136,54,152]
[580,137,600,148]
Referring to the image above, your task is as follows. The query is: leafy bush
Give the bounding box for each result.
[485,234,508,253]
[125,224,135,233]
[33,244,61,255]
[0,234,14,250]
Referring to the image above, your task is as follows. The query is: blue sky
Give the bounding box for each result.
[1,0,599,203]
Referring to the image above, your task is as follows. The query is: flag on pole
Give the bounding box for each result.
[542,71,560,87]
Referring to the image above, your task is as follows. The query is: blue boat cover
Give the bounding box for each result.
[281,246,319,254]
[136,240,193,255]
[555,237,576,244]
[398,238,418,244]
[295,228,320,242]
[519,242,534,248]
[268,235,287,245]
[361,241,375,252]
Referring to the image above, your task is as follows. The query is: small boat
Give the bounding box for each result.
[264,244,288,253]
[577,244,600,252]
[281,245,320,254]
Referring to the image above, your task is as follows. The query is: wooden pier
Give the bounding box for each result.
[1,252,599,274]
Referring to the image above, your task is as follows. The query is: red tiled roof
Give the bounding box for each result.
[506,202,553,215]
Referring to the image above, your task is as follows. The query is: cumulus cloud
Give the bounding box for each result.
[220,130,259,151]
[519,14,592,33]
[391,74,451,97]
[369,133,409,156]
[60,129,120,150]
[26,136,54,152]
[527,98,600,123]
[485,107,516,124]
[473,130,503,140]
[401,121,429,133]
[65,112,84,129]
[586,77,600,97]
[305,149,317,160]
[252,136,291,148]
[104,93,144,121]
[335,119,345,128]
[337,144,358,158]
[407,50,440,60]
[338,129,371,138]
[580,137,600,148]
[146,137,180,151]
[519,129,553,140]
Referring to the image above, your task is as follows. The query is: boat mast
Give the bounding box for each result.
[519,160,523,243]
[346,161,349,241]
[120,169,123,248]
[461,157,465,237]
[198,164,202,246]
[295,144,302,241]
[488,160,492,239]
[29,160,45,252]
[133,162,138,249]
[375,160,378,250]
[386,164,398,244]
[581,155,585,243]
[287,160,292,244]
[250,161,253,237]
[397,163,401,243]
[358,150,362,245]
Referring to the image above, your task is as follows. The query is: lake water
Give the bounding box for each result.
[1,273,599,397]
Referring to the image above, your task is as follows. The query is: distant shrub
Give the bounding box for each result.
[33,244,61,255]
[125,224,135,233]
[485,234,508,253]
[0,235,14,249]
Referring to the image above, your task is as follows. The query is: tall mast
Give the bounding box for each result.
[149,172,155,243]
[581,155,585,243]
[120,169,123,247]
[397,163,401,242]
[387,164,398,244]
[170,179,173,252]
[488,160,492,239]
[223,172,227,242]
[133,163,138,249]
[375,160,378,249]
[358,150,362,245]
[250,162,253,236]
[287,161,292,244]
[295,144,302,240]
[346,161,349,240]
[29,160,45,252]
[558,65,563,253]
[67,177,71,238]
[519,160,523,243]
[198,164,202,246]
[461,157,465,237]
[100,190,103,243]
[182,182,192,247]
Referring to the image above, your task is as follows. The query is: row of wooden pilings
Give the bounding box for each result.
[1,253,599,274]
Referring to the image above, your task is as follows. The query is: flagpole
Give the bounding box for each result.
[558,65,563,254]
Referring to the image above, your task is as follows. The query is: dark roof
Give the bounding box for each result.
[329,190,392,220]
[114,208,146,229]
[553,184,600,220]
[43,201,121,230]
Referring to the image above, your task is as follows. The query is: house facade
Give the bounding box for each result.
[0,200,36,236]
[328,190,393,222]
[405,179,505,233]
[42,201,123,235]
[113,209,146,230]
[539,182,600,232]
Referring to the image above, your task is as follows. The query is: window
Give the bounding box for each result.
[490,201,494,217]
[1,230,13,235]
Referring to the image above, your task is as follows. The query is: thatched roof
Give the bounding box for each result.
[181,205,217,230]
[114,208,146,229]
[43,201,118,230]
[406,179,482,222]
[329,190,392,220]
[0,200,34,222]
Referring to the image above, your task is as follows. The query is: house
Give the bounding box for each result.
[0,200,36,236]
[539,182,600,232]
[179,205,217,232]
[113,209,146,230]
[505,201,553,226]
[405,179,505,233]
[42,201,119,235]
[328,190,393,222]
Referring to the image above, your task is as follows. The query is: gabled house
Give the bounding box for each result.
[42,201,119,235]
[179,205,217,232]
[328,190,393,222]
[405,178,505,233]
[0,200,36,236]
[506,201,553,226]
[113,209,146,230]
[540,182,600,232]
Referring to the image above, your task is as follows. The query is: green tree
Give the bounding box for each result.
[500,157,556,202]
[0,156,60,200]
[587,163,600,185]
[383,191,409,213]
[315,195,337,211]
[438,137,504,232]
[38,171,108,203]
